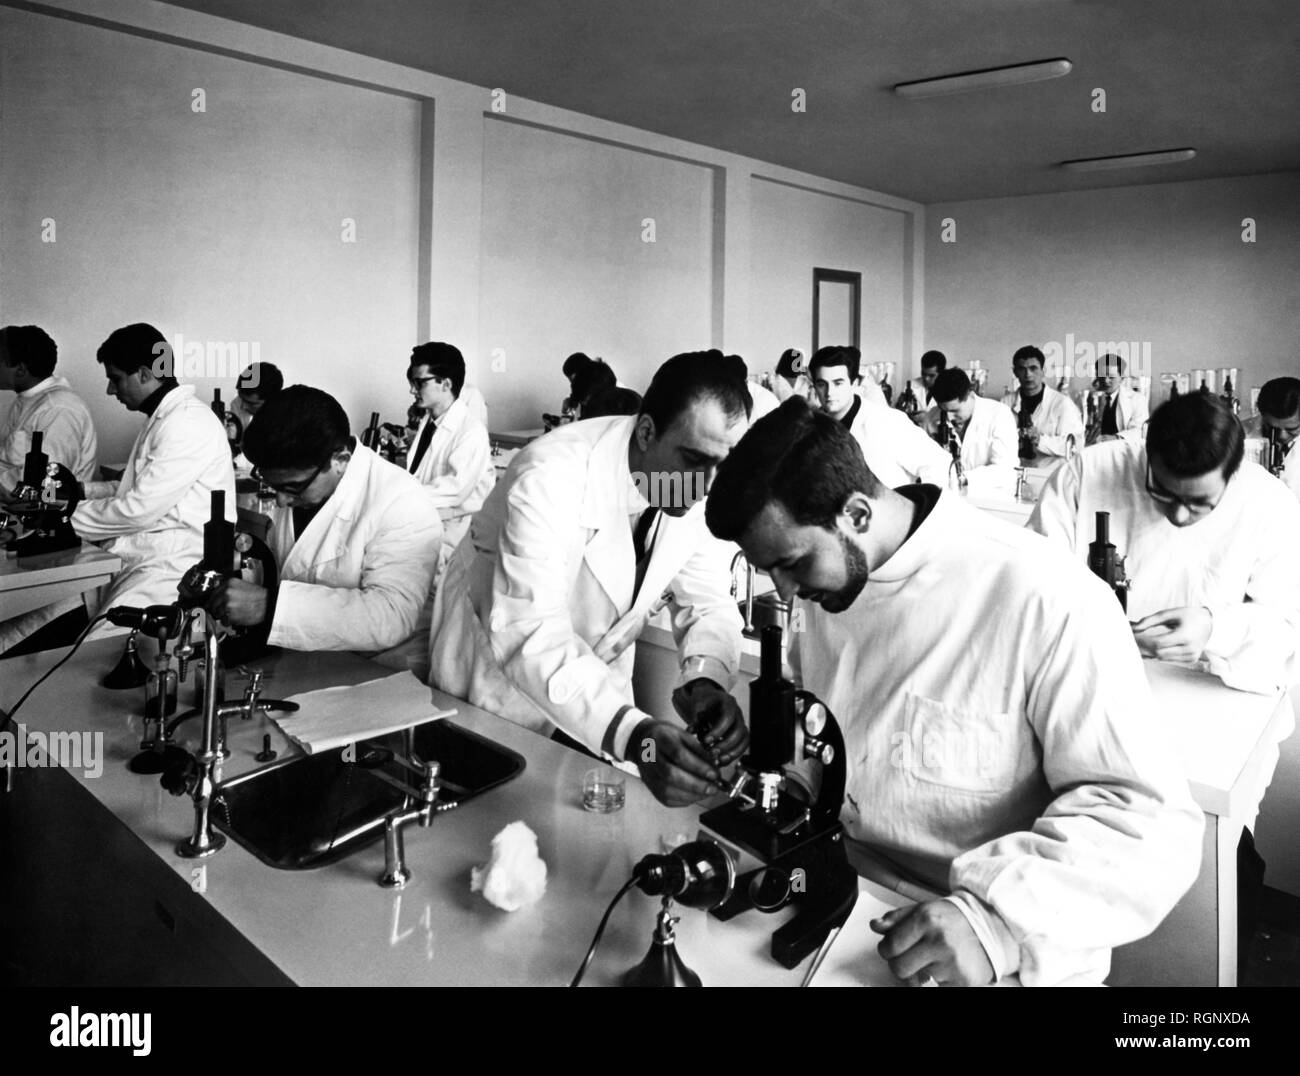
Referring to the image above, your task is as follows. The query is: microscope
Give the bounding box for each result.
[1088,511,1130,611]
[1,432,83,559]
[937,412,967,492]
[211,388,244,455]
[697,624,858,969]
[1266,426,1289,479]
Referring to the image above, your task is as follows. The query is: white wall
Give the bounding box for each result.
[925,173,1300,403]
[0,4,421,460]
[749,178,911,375]
[0,0,923,459]
[478,119,716,430]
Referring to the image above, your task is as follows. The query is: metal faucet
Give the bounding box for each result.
[730,550,757,633]
[375,728,459,889]
[174,615,228,859]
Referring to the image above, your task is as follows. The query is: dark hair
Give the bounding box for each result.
[410,341,466,397]
[1012,345,1045,368]
[97,323,170,377]
[1258,377,1300,420]
[562,352,595,380]
[1146,393,1245,480]
[920,350,947,372]
[775,348,805,381]
[706,397,884,541]
[237,362,284,399]
[583,386,643,418]
[0,325,57,379]
[931,367,972,404]
[810,346,860,383]
[639,350,751,433]
[242,385,351,471]
[1096,352,1126,376]
[570,359,616,412]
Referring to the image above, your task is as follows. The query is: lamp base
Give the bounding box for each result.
[619,899,702,987]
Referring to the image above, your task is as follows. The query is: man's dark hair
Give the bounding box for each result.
[775,348,805,381]
[0,325,58,379]
[1012,345,1045,368]
[242,385,351,471]
[583,386,642,419]
[97,323,170,377]
[571,359,616,412]
[562,352,595,380]
[920,350,947,372]
[931,367,972,404]
[237,362,284,399]
[706,398,884,541]
[1146,393,1245,480]
[810,345,860,383]
[1258,377,1300,420]
[1097,352,1126,376]
[639,350,751,432]
[410,342,466,397]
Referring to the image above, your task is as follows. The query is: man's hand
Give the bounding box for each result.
[1022,426,1040,452]
[627,718,723,807]
[871,901,994,987]
[207,578,269,629]
[671,678,749,767]
[1131,606,1213,664]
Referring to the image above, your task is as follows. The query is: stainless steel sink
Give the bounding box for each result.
[212,721,525,870]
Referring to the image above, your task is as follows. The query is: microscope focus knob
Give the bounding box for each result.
[803,737,834,767]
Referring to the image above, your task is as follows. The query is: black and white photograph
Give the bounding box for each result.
[1,0,1297,1040]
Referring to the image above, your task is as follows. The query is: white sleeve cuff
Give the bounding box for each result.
[943,892,1020,984]
[677,655,734,692]
[604,705,651,763]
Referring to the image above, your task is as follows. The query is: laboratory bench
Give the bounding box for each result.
[0,637,908,988]
[1,627,1287,987]
[0,547,120,621]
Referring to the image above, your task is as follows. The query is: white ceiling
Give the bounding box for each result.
[158,0,1300,203]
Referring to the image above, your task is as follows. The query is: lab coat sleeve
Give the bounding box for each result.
[965,404,1019,485]
[1035,397,1084,459]
[1025,455,1084,552]
[1200,493,1300,695]
[71,417,231,541]
[947,579,1203,986]
[486,458,647,758]
[269,495,442,652]
[665,531,744,692]
[1118,392,1149,445]
[892,414,952,486]
[418,423,491,516]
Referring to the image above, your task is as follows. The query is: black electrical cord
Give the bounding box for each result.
[0,613,108,736]
[569,874,640,988]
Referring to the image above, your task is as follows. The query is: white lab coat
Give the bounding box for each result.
[1029,441,1300,697]
[1095,384,1149,443]
[73,385,235,627]
[0,376,98,488]
[1245,416,1300,502]
[791,489,1202,986]
[262,443,442,653]
[427,415,743,758]
[924,396,1019,492]
[1000,385,1084,460]
[404,395,495,561]
[846,396,951,488]
[747,379,781,421]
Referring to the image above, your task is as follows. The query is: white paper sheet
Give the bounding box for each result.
[274,672,457,754]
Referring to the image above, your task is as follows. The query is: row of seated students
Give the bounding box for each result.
[3,325,1299,985]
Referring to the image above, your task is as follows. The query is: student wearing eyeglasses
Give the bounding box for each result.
[207,385,442,656]
[404,343,495,568]
[1030,392,1300,700]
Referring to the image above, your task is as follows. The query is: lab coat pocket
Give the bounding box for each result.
[902,693,1016,796]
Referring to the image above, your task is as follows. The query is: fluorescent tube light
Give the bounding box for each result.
[894,58,1072,99]
[1060,148,1197,172]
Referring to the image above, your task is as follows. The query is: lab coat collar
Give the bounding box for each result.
[434,394,470,435]
[17,376,63,400]
[144,382,194,425]
[579,416,640,529]
[867,486,966,584]
[281,442,377,576]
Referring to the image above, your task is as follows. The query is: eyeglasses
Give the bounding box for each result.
[408,375,439,390]
[1144,464,1218,516]
[251,459,327,497]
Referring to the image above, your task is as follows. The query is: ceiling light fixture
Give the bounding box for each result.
[894,58,1073,99]
[1060,148,1197,172]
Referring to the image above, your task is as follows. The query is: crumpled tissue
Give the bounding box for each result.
[470,821,548,911]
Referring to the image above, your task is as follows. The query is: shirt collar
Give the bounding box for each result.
[139,379,179,417]
[17,376,59,400]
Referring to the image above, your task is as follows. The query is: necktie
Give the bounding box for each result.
[631,507,659,603]
[409,418,437,473]
[1101,393,1119,436]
